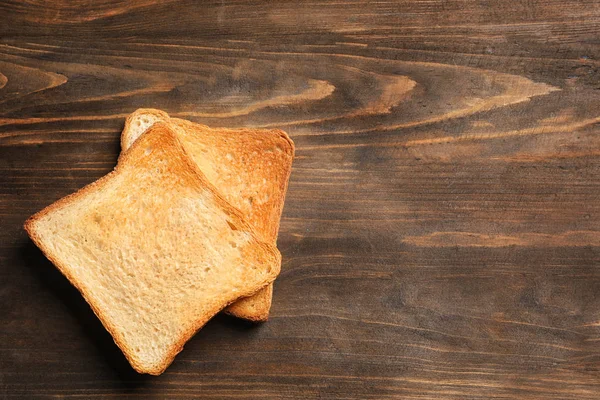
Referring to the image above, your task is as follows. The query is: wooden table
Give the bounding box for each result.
[2,1,600,398]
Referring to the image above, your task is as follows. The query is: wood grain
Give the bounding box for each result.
[1,0,600,398]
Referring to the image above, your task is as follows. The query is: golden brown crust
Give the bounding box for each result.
[121,109,295,322]
[120,108,170,152]
[25,123,281,375]
[167,118,295,242]
[224,284,273,322]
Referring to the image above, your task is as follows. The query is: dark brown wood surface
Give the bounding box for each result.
[2,1,600,398]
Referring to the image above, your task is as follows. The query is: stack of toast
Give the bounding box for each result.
[24,109,294,375]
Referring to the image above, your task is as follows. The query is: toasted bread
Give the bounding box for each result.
[25,123,281,375]
[121,109,294,321]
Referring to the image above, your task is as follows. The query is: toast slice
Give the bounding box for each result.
[121,109,294,321]
[24,123,281,375]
